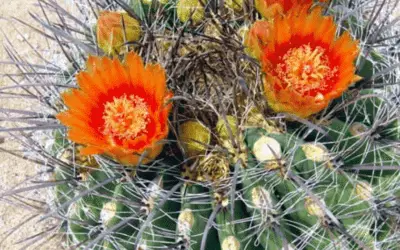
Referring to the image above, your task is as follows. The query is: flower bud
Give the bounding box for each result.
[97,11,141,55]
[177,0,204,25]
[216,115,238,140]
[252,135,282,170]
[225,0,244,12]
[179,120,211,157]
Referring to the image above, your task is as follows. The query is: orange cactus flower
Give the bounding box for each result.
[244,20,271,59]
[57,52,173,165]
[97,11,141,55]
[255,0,328,18]
[248,7,360,117]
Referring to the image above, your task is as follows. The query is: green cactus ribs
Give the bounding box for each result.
[51,110,399,250]
[49,0,400,248]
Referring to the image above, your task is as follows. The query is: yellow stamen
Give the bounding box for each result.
[276,44,337,95]
[103,94,149,140]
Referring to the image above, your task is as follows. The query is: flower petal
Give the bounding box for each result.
[251,7,359,117]
[57,51,173,165]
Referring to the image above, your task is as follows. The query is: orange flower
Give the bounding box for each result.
[248,7,360,117]
[97,11,141,55]
[244,20,271,59]
[255,0,328,18]
[57,52,173,165]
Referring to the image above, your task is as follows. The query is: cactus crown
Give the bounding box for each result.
[1,0,399,249]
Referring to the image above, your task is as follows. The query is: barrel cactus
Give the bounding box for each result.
[2,0,399,249]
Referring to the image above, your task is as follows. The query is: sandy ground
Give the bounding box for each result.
[0,1,64,249]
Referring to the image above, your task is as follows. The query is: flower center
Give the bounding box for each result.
[102,94,150,140]
[276,44,337,95]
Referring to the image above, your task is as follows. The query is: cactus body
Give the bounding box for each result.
[3,0,400,249]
